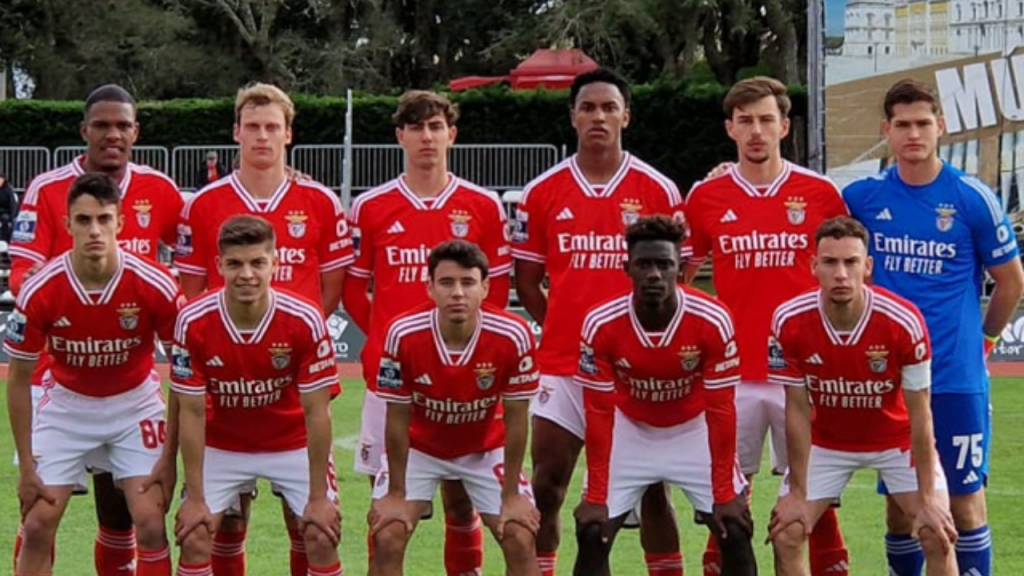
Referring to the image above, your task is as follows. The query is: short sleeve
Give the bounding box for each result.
[510,187,547,263]
[175,197,209,277]
[766,320,805,387]
[574,325,614,392]
[317,187,355,272]
[169,322,207,396]
[960,177,1020,267]
[297,316,340,393]
[502,330,540,400]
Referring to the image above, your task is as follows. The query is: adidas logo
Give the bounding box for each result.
[53,316,72,328]
[875,208,893,221]
[387,221,405,234]
[823,560,849,572]
[963,470,980,485]
[206,356,225,367]
[556,208,575,221]
[720,209,738,223]
[415,374,433,385]
[805,353,823,365]
[963,568,984,576]
[615,358,632,369]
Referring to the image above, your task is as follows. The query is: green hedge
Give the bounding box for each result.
[0,83,807,190]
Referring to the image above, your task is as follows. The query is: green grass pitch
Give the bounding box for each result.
[2,378,1024,574]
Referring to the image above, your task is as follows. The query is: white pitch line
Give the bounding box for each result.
[334,434,360,452]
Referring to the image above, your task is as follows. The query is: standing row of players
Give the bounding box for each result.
[7,67,1022,576]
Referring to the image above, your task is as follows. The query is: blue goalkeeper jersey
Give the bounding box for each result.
[843,162,1019,395]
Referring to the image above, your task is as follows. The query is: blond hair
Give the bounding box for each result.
[235,83,295,127]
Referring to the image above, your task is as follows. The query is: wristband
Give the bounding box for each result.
[984,333,1000,344]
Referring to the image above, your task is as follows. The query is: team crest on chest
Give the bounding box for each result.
[474,362,497,391]
[118,303,140,330]
[285,211,308,238]
[269,343,293,369]
[449,210,472,238]
[935,204,957,232]
[620,199,642,226]
[678,345,701,371]
[866,345,889,373]
[784,196,807,225]
[133,200,153,228]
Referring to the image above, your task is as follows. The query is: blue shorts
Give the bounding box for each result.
[878,391,989,496]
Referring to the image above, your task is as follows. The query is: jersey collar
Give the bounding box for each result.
[228,171,292,213]
[396,173,460,210]
[627,286,686,348]
[217,288,277,345]
[817,287,873,346]
[72,157,134,198]
[568,153,632,199]
[728,160,792,198]
[62,249,126,306]
[429,307,483,366]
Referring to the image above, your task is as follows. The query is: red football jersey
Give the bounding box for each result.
[348,175,511,389]
[768,286,932,452]
[176,173,354,303]
[684,162,848,382]
[10,159,183,288]
[4,250,182,397]
[376,303,539,460]
[170,288,338,453]
[576,287,740,504]
[511,154,685,375]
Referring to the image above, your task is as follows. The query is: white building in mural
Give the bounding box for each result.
[844,0,896,56]
[948,0,1024,53]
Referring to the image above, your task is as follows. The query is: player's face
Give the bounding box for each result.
[626,240,680,308]
[234,104,293,171]
[813,236,873,305]
[217,242,278,304]
[571,82,630,151]
[428,261,489,325]
[66,195,123,260]
[81,102,139,173]
[883,101,945,164]
[396,114,456,171]
[725,96,790,166]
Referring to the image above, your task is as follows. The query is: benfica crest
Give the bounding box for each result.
[866,345,889,374]
[784,196,807,226]
[449,210,472,238]
[134,200,153,228]
[269,344,293,370]
[678,345,701,372]
[285,211,308,238]
[935,205,957,232]
[474,362,497,390]
[118,304,140,330]
[620,199,642,226]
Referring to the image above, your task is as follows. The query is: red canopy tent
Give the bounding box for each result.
[449,49,599,92]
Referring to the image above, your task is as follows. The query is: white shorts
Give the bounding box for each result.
[735,382,787,475]
[372,447,533,516]
[529,375,585,440]
[33,373,166,485]
[354,392,387,475]
[805,445,948,501]
[606,410,747,518]
[202,447,339,516]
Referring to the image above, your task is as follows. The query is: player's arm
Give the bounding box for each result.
[983,258,1024,350]
[783,384,813,497]
[502,398,529,499]
[384,401,411,497]
[574,330,616,532]
[177,392,206,500]
[681,189,711,284]
[8,355,38,477]
[180,274,208,300]
[320,268,345,315]
[341,273,372,334]
[514,260,547,324]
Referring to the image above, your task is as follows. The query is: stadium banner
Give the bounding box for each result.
[0,308,543,364]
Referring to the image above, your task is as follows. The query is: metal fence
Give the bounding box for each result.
[291,145,344,192]
[171,145,240,191]
[0,147,52,191]
[54,146,172,175]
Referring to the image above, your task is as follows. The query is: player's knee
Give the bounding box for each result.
[575,520,610,556]
[915,526,948,559]
[770,522,807,556]
[885,498,914,533]
[303,524,337,557]
[133,510,168,547]
[949,492,987,529]
[498,521,535,558]
[440,484,476,521]
[531,475,567,514]
[20,509,59,547]
[373,521,411,557]
[179,525,213,561]
[218,514,248,533]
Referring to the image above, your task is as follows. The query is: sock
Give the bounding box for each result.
[176,562,213,576]
[646,551,683,576]
[702,535,721,576]
[14,526,23,574]
[137,546,171,576]
[808,508,849,575]
[537,551,557,576]
[956,525,992,576]
[308,561,344,576]
[885,533,924,576]
[288,527,308,576]
[444,515,483,576]
[211,528,246,576]
[365,528,375,567]
[95,527,137,576]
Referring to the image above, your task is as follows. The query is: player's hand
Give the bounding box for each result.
[497,493,540,540]
[17,469,57,518]
[174,497,214,544]
[573,501,611,542]
[369,493,414,536]
[706,162,735,180]
[711,493,754,541]
[767,493,810,543]
[23,262,43,280]
[139,453,177,511]
[301,497,342,546]
[912,496,958,554]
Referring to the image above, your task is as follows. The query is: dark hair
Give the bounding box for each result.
[815,216,869,247]
[67,173,121,210]
[84,84,136,119]
[218,215,276,253]
[723,76,791,119]
[625,214,686,251]
[428,240,489,280]
[393,90,459,127]
[570,68,631,109]
[883,79,941,120]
